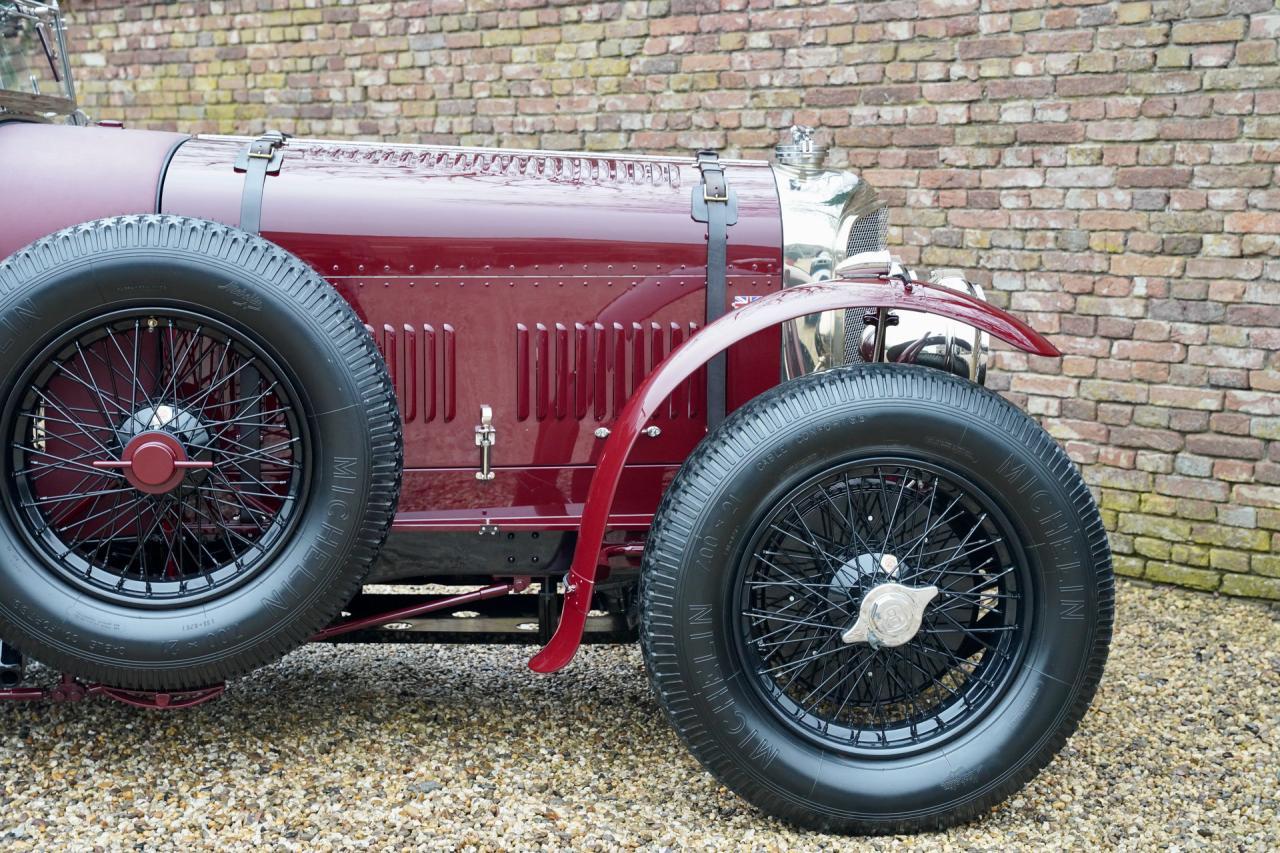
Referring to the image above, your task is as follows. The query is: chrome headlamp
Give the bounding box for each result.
[836,260,989,385]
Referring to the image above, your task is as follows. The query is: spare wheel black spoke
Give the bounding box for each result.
[4,308,310,606]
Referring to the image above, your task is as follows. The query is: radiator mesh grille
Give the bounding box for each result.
[847,206,890,257]
[842,206,889,365]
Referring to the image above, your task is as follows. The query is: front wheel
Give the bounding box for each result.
[641,364,1113,833]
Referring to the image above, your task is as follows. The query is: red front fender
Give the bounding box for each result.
[529,277,1058,673]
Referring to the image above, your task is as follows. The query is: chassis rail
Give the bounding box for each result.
[0,576,611,709]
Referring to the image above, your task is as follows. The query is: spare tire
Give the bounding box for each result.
[0,216,402,689]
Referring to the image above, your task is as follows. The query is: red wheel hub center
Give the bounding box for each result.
[93,431,212,494]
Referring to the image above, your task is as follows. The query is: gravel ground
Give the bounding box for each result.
[0,579,1275,851]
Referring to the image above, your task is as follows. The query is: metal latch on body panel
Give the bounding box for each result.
[475,404,496,481]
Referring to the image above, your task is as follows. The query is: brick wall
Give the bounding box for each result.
[63,0,1280,598]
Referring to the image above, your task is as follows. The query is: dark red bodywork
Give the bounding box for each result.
[0,121,1059,673]
[160,134,785,533]
[0,122,783,533]
[0,123,187,252]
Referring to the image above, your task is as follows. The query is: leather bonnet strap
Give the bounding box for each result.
[691,150,739,431]
[232,130,288,235]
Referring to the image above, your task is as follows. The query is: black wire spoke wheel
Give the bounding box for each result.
[641,365,1113,833]
[736,459,1028,756]
[0,215,401,691]
[5,308,310,606]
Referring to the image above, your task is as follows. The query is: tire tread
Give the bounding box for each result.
[0,215,403,688]
[640,364,1113,834]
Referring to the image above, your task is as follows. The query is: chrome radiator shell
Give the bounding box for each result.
[774,163,886,379]
[772,126,991,385]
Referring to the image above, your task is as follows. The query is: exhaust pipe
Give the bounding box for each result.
[0,642,23,688]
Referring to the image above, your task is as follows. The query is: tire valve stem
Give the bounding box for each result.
[146,317,158,332]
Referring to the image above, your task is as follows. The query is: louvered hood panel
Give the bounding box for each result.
[513,320,705,424]
[161,136,783,470]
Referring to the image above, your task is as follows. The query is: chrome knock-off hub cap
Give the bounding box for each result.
[842,580,939,648]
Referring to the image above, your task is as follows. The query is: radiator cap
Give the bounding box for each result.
[774,125,828,169]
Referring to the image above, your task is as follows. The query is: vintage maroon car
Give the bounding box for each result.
[0,1,1113,833]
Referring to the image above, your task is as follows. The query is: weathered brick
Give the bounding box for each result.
[1116,166,1193,187]
[1228,479,1280,504]
[1155,474,1229,501]
[1177,498,1220,522]
[1080,379,1148,404]
[1184,433,1265,458]
[1146,384,1222,409]
[1219,574,1280,599]
[1114,555,1146,578]
[1009,374,1078,397]
[1218,505,1258,529]
[1159,118,1240,141]
[1110,425,1184,452]
[1252,554,1280,578]
[1209,548,1251,572]
[1144,563,1220,591]
[1114,342,1188,364]
[958,36,1024,59]
[1251,418,1280,440]
[1119,512,1190,540]
[1171,543,1210,568]
[1191,521,1271,550]
[58,0,1280,601]
[1140,493,1178,516]
[1134,536,1171,560]
[1016,123,1086,144]
[1171,19,1247,45]
[1174,453,1214,477]
[1116,2,1153,25]
[1136,449,1174,473]
[1225,391,1280,415]
[1186,257,1262,279]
